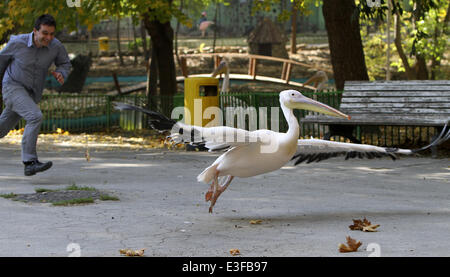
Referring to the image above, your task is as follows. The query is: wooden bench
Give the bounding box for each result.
[301,80,450,156]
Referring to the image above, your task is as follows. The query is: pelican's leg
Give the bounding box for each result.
[205,182,215,201]
[209,175,234,213]
[205,171,219,202]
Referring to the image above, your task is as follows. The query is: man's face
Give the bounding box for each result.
[33,24,55,47]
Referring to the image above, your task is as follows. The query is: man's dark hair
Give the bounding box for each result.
[34,14,56,30]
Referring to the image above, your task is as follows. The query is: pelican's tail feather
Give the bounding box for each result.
[197,164,219,184]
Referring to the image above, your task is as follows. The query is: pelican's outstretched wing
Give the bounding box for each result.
[292,123,449,165]
[114,102,268,151]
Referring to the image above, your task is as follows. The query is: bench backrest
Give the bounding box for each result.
[339,81,450,125]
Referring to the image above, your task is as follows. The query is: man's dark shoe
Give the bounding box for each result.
[24,160,53,176]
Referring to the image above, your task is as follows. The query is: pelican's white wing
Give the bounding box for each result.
[292,123,449,164]
[172,122,273,151]
[292,139,412,164]
[113,102,270,151]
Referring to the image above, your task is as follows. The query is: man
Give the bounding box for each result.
[0,14,71,176]
[198,12,213,38]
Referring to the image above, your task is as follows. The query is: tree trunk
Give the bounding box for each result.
[132,19,139,65]
[411,2,428,80]
[212,0,218,53]
[116,17,124,66]
[147,45,158,113]
[291,1,298,54]
[140,20,150,62]
[175,0,184,67]
[394,12,415,79]
[322,0,369,90]
[414,56,428,80]
[143,15,177,116]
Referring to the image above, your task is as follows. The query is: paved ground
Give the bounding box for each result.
[0,141,449,257]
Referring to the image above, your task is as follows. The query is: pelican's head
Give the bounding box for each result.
[280,90,350,119]
[212,60,229,77]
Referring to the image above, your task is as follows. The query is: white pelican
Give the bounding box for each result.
[211,59,248,109]
[303,71,328,92]
[114,90,449,213]
[212,60,230,94]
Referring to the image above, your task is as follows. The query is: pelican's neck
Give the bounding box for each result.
[222,68,230,93]
[281,102,299,139]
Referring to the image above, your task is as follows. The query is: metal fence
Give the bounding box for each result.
[4,91,439,147]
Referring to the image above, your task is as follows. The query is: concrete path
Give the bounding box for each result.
[0,142,449,257]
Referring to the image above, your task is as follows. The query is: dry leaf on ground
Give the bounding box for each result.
[349,218,380,232]
[229,249,241,256]
[85,149,91,162]
[249,220,263,225]
[338,236,362,253]
[119,248,146,257]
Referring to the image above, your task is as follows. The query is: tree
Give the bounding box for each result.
[391,0,449,80]
[323,0,369,90]
[358,0,448,80]
[253,0,369,90]
[95,0,197,115]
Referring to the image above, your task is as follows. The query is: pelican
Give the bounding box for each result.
[303,71,328,92]
[211,59,248,109]
[114,90,449,213]
[212,60,230,94]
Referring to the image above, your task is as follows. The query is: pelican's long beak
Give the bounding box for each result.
[292,96,351,119]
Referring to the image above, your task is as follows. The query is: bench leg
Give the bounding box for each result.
[430,126,445,158]
[327,125,361,144]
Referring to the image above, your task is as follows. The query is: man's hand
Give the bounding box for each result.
[51,71,64,85]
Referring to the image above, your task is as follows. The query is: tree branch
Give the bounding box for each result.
[393,11,415,79]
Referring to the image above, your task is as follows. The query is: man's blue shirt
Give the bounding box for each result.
[0,31,71,102]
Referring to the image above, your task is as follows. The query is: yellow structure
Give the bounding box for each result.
[98,37,109,52]
[184,77,219,127]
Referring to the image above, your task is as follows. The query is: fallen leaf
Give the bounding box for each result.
[249,220,263,225]
[229,248,240,256]
[119,248,146,257]
[349,217,380,232]
[338,236,362,253]
[85,149,91,162]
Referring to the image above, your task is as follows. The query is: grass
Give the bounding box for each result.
[65,184,97,191]
[35,188,58,193]
[100,194,120,201]
[0,193,17,199]
[52,198,95,206]
[3,184,119,206]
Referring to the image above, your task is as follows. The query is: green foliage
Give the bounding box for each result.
[0,0,102,40]
[409,5,447,61]
[0,0,200,41]
[361,28,388,80]
[252,0,319,22]
[128,37,151,51]
[359,0,448,79]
